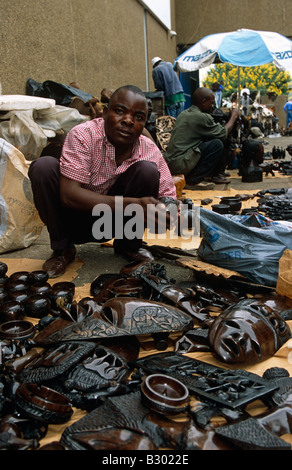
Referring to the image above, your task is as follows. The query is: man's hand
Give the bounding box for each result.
[230,107,240,120]
[60,176,177,235]
[138,196,176,233]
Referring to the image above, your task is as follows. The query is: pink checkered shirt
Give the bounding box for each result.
[60,118,176,199]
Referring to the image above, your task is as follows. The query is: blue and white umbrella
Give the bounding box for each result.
[175,29,292,73]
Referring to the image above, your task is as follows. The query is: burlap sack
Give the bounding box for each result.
[276,249,292,300]
[0,138,43,254]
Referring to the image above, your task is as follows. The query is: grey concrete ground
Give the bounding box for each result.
[1,134,292,288]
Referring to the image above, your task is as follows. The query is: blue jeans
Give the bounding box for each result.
[286,111,292,127]
[215,91,222,109]
[166,101,185,118]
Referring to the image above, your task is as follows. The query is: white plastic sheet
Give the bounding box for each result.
[0,94,55,111]
[0,111,47,161]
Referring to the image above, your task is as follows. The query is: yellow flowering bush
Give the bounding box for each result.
[204,63,291,97]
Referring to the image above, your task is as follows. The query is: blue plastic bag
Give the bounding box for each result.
[198,208,292,286]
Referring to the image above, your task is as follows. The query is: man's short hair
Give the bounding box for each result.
[109,85,146,104]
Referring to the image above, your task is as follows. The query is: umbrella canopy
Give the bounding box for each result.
[175,29,292,73]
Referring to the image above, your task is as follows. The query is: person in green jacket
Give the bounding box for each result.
[165,87,239,190]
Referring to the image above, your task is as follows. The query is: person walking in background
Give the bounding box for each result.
[215,81,223,108]
[152,57,185,118]
[284,98,292,127]
[211,82,223,109]
[241,91,251,116]
[240,85,251,116]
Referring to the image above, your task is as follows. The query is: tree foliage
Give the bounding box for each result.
[203,63,291,97]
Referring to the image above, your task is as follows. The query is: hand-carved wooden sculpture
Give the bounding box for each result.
[176,299,291,364]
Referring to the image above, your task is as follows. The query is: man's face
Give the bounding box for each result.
[103,89,148,147]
